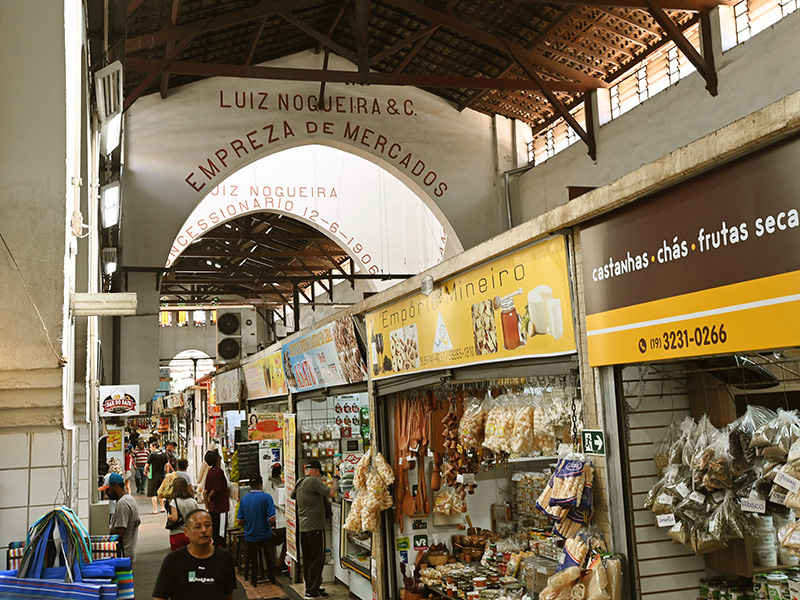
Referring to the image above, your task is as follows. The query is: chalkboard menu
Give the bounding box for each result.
[236,441,260,482]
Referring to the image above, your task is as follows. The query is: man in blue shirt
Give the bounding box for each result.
[237,475,286,585]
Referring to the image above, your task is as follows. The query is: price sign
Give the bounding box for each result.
[741,497,766,513]
[656,514,676,527]
[775,471,800,493]
[581,429,606,456]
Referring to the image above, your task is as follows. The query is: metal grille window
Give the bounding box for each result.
[527,103,586,165]
[733,0,797,43]
[607,24,699,121]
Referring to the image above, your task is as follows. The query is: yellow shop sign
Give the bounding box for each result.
[365,236,576,379]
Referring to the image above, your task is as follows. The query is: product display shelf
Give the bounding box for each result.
[707,537,795,578]
[426,585,458,600]
[349,535,372,551]
[507,455,559,464]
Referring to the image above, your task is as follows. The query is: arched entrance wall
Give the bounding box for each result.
[166,144,454,286]
[122,50,509,270]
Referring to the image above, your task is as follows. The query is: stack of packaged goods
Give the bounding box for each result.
[645,408,800,565]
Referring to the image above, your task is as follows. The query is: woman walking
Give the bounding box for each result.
[166,477,199,550]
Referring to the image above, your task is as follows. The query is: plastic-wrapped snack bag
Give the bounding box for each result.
[645,464,685,515]
[604,556,623,600]
[510,403,536,454]
[669,416,696,466]
[685,415,716,468]
[750,408,800,460]
[693,429,739,491]
[539,566,581,600]
[550,455,587,509]
[373,452,395,485]
[582,563,610,600]
[653,422,680,476]
[556,531,591,572]
[353,452,370,489]
[707,489,757,541]
[459,394,488,450]
[695,527,728,555]
[729,405,777,464]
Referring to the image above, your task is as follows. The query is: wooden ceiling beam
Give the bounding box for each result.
[391,0,460,74]
[645,2,717,94]
[125,58,594,92]
[316,0,348,53]
[197,229,330,241]
[125,0,322,52]
[578,15,649,47]
[127,0,151,18]
[278,11,360,65]
[497,0,731,10]
[180,249,347,259]
[124,20,206,110]
[369,21,439,67]
[243,16,268,65]
[312,241,349,275]
[569,29,637,60]
[159,0,184,98]
[162,274,414,284]
[594,7,661,36]
[503,39,596,160]
[458,6,581,112]
[354,0,372,74]
[384,0,606,88]
[538,43,617,74]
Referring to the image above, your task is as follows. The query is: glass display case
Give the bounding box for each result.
[340,497,372,579]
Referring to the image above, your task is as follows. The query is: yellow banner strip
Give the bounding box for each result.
[586,270,800,333]
[586,270,800,366]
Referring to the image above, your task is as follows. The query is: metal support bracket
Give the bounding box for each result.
[645,2,718,95]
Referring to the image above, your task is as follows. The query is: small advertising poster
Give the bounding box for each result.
[243,351,288,399]
[98,385,140,417]
[106,429,122,452]
[284,413,298,561]
[248,412,284,441]
[282,316,367,393]
[365,237,576,379]
[214,369,240,405]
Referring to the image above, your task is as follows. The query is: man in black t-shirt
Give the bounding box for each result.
[153,509,237,600]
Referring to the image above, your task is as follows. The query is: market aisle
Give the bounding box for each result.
[129,493,291,599]
[129,494,252,600]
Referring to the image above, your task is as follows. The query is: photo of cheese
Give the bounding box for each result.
[527,285,563,339]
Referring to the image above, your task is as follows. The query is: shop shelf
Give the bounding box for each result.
[348,535,372,551]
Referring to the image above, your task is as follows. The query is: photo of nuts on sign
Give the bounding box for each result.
[390,324,420,372]
[471,299,498,355]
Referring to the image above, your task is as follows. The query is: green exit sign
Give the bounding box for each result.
[582,429,606,456]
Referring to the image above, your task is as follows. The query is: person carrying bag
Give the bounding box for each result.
[166,478,198,550]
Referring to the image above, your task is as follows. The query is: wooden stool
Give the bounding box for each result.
[227,529,246,572]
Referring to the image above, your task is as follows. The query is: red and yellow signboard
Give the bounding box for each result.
[248,412,284,441]
[366,236,576,379]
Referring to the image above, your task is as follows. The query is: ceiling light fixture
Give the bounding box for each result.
[100,180,121,228]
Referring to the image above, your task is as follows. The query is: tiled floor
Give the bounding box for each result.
[239,573,290,599]
[286,581,353,600]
